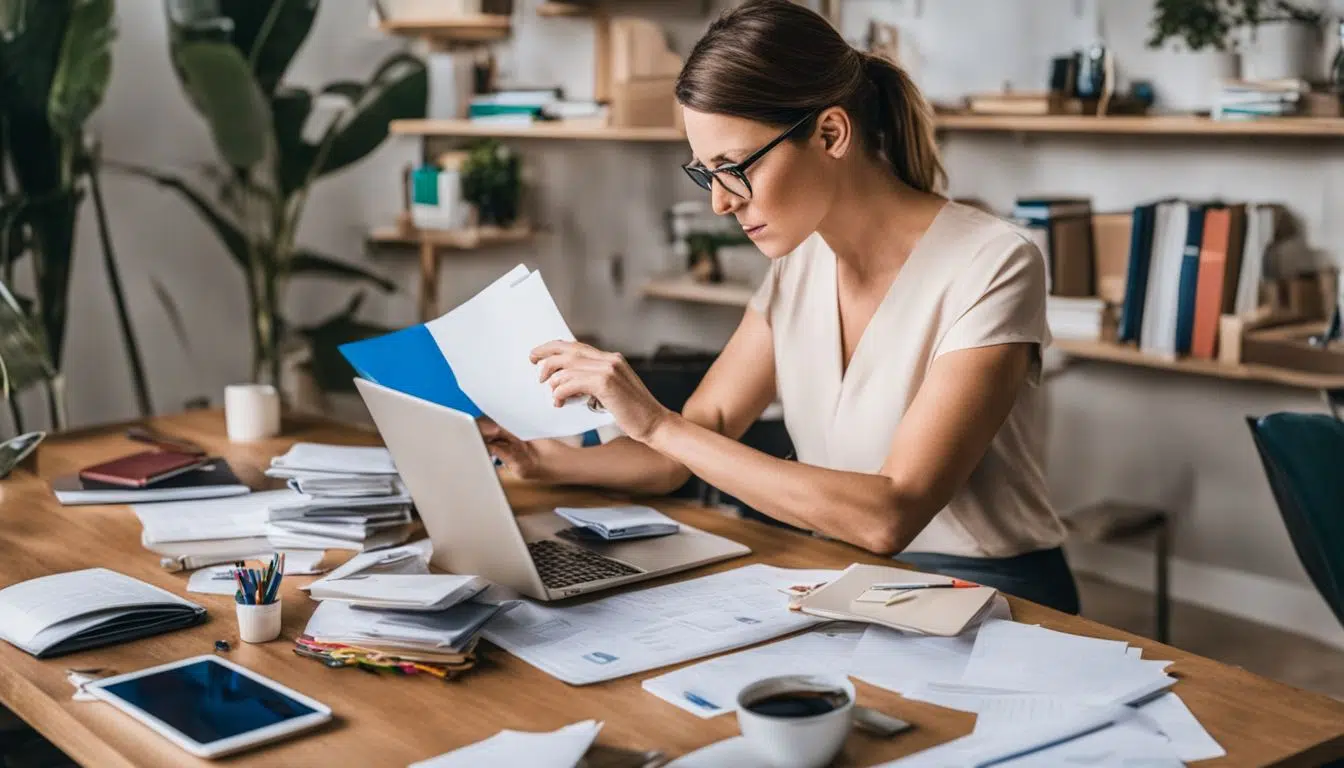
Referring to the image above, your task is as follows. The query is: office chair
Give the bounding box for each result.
[1245,412,1344,629]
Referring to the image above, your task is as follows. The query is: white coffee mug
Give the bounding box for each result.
[735,674,856,768]
[225,383,281,442]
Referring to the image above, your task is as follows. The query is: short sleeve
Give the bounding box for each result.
[934,233,1051,386]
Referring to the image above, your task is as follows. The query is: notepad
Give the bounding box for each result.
[0,568,206,658]
[554,505,680,540]
[794,563,999,637]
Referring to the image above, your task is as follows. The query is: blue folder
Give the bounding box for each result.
[338,324,482,418]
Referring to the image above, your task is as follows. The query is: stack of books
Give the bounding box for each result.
[1047,296,1110,341]
[264,443,416,552]
[467,88,606,125]
[1212,79,1307,121]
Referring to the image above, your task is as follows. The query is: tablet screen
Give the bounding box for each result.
[98,658,318,745]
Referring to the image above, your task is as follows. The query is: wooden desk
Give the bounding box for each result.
[1,411,1341,768]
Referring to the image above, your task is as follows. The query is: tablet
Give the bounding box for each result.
[85,655,332,759]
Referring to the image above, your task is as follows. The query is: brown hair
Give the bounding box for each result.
[675,0,946,195]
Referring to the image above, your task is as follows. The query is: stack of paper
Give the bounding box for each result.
[266,443,398,480]
[301,598,508,655]
[133,489,313,565]
[264,490,415,552]
[300,539,434,593]
[339,264,616,441]
[307,574,488,612]
[555,505,680,540]
[482,564,839,685]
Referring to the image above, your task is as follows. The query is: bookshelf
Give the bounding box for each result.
[369,224,534,321]
[379,15,512,43]
[1054,339,1344,391]
[642,275,755,308]
[390,116,1344,141]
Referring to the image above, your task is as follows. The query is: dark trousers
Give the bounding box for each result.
[896,546,1082,615]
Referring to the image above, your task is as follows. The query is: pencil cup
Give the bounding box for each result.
[225,383,281,442]
[236,599,282,644]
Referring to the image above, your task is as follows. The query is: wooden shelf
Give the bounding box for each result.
[369,224,534,250]
[642,275,754,308]
[390,119,684,141]
[936,114,1344,138]
[1053,339,1344,390]
[390,115,1344,142]
[379,15,511,42]
[536,2,597,17]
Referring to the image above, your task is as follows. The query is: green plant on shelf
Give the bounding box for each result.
[460,139,521,228]
[1148,0,1322,52]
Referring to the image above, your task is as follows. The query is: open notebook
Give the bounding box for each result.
[794,563,999,637]
[0,568,206,658]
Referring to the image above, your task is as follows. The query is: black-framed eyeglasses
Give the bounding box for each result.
[682,110,819,201]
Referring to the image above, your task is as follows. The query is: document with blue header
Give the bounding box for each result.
[340,264,614,440]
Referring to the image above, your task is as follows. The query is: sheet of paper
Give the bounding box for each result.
[642,624,864,717]
[1136,692,1226,762]
[427,267,615,441]
[0,568,193,646]
[271,443,397,474]
[483,564,839,685]
[280,549,328,575]
[133,490,300,544]
[972,693,1107,734]
[958,619,1172,701]
[408,720,602,768]
[300,539,432,591]
[991,718,1182,767]
[848,595,1010,696]
[186,566,240,596]
[308,574,486,607]
[555,505,679,535]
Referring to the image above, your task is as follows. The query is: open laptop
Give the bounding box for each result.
[353,378,751,600]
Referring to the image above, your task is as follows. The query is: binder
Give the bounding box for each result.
[793,563,999,637]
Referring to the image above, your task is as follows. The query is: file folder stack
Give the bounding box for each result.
[263,443,415,552]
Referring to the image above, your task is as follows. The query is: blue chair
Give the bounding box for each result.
[1245,413,1344,629]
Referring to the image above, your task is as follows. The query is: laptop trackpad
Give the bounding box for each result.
[516,510,720,572]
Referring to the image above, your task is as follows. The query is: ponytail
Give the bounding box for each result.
[861,53,946,195]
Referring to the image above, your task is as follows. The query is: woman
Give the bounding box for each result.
[480,0,1080,614]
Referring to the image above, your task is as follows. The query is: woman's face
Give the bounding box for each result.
[680,107,839,260]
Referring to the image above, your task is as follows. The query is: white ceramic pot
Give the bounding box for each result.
[1152,49,1241,113]
[1239,21,1322,81]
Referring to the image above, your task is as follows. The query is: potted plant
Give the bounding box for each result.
[1236,0,1324,81]
[1147,0,1244,112]
[459,139,521,228]
[117,0,425,393]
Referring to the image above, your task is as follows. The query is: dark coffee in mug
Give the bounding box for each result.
[743,687,851,718]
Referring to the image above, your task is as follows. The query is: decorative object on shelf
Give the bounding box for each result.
[664,201,752,285]
[460,139,522,227]
[608,17,684,129]
[0,0,154,428]
[1146,0,1245,112]
[117,0,422,392]
[1236,0,1325,82]
[409,152,469,231]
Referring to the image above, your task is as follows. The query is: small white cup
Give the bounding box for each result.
[225,383,281,442]
[236,600,282,644]
[735,674,855,768]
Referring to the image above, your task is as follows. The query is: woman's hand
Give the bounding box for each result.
[531,341,672,444]
[477,416,551,481]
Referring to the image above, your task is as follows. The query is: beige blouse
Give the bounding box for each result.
[748,201,1067,559]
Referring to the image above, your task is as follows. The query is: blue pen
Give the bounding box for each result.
[683,691,720,711]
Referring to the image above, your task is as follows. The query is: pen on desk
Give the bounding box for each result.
[871,579,979,591]
[683,691,720,711]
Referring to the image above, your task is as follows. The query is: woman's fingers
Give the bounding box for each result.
[549,373,601,407]
[537,353,609,383]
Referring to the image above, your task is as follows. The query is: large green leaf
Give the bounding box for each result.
[0,277,56,399]
[111,162,249,271]
[174,41,272,169]
[289,248,395,292]
[47,0,115,141]
[316,53,426,178]
[271,86,314,198]
[220,0,316,96]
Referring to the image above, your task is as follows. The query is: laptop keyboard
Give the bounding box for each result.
[528,539,642,589]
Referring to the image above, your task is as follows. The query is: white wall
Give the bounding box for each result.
[49,0,1342,645]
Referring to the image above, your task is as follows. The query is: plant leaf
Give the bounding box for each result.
[289,249,395,292]
[316,53,427,178]
[0,277,56,399]
[174,40,273,169]
[271,86,314,197]
[47,0,115,141]
[110,162,249,271]
[150,276,196,361]
[220,0,317,96]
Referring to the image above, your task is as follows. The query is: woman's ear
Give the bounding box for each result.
[816,106,852,159]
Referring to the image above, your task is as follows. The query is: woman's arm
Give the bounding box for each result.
[642,342,1033,554]
[485,309,779,495]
